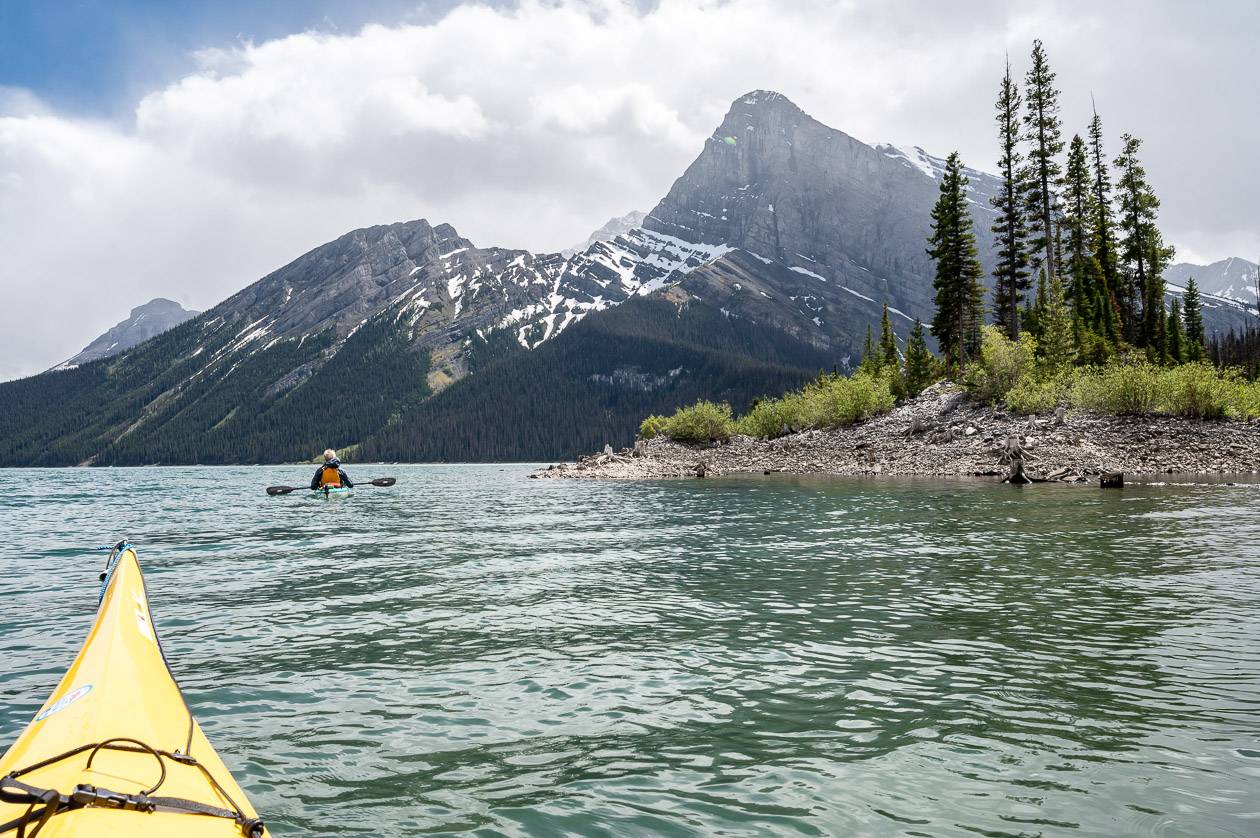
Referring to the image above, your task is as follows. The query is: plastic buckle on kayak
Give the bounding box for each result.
[168,751,197,766]
[71,784,156,812]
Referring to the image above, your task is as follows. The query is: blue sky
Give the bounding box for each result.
[2,0,1257,380]
[0,0,445,114]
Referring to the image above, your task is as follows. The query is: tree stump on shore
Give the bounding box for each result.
[999,433,1033,484]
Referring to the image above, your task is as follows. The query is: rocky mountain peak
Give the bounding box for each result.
[53,297,200,370]
[643,90,997,326]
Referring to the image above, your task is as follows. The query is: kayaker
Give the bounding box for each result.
[311,449,355,490]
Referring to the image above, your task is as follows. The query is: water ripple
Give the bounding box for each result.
[1,466,1258,836]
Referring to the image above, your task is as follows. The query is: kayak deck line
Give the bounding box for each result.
[0,542,268,837]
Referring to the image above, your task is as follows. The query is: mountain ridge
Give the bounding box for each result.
[5,88,1254,465]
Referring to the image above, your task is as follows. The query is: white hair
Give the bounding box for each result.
[323,449,337,461]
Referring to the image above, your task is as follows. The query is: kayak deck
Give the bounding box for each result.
[0,544,267,837]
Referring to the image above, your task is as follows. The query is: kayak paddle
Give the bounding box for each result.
[265,477,396,496]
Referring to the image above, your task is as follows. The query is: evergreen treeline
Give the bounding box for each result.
[927,39,1258,373]
[1210,325,1260,379]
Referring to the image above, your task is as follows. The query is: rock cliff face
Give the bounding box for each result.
[54,298,198,369]
[644,90,999,325]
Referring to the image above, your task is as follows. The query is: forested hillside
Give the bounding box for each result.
[358,291,836,461]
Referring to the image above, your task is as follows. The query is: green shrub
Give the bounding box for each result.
[661,401,734,442]
[735,394,805,438]
[801,373,895,426]
[1068,360,1249,419]
[1229,380,1260,421]
[1005,372,1071,415]
[728,373,894,439]
[638,414,668,439]
[1157,362,1234,420]
[1070,361,1159,415]
[963,326,1037,404]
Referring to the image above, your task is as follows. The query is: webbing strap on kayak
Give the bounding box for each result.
[0,740,264,837]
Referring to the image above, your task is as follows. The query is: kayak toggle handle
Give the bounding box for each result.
[85,737,166,796]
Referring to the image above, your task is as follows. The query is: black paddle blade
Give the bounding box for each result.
[266,485,296,496]
[368,477,396,487]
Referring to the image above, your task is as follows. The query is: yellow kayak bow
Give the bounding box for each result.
[0,542,267,837]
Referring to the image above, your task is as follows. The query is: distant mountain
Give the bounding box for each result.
[52,298,198,370]
[0,215,734,464]
[1166,257,1258,308]
[563,210,646,255]
[3,90,1249,465]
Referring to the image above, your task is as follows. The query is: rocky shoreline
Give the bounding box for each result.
[535,383,1260,482]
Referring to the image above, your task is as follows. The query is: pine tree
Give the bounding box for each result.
[858,324,879,375]
[1062,134,1097,319]
[1023,269,1049,339]
[1114,133,1171,346]
[1040,273,1077,370]
[1182,277,1206,361]
[927,152,986,376]
[991,57,1031,339]
[1022,39,1064,281]
[1166,298,1185,364]
[903,318,937,396]
[1087,106,1119,327]
[1143,231,1174,360]
[878,303,898,369]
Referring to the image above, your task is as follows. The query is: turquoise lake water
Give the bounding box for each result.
[1,465,1258,836]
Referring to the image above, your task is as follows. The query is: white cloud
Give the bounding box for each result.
[2,0,1257,379]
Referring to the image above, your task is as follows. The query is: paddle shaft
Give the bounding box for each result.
[266,477,395,495]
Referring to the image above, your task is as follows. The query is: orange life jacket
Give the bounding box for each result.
[319,465,341,487]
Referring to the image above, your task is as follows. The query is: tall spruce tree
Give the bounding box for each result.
[1022,39,1064,281]
[1062,134,1097,319]
[1114,133,1170,346]
[1023,269,1050,340]
[1040,273,1077,370]
[858,324,879,375]
[878,303,899,369]
[927,152,986,375]
[1182,277,1206,361]
[903,319,937,396]
[991,57,1031,339]
[1087,106,1119,325]
[1166,298,1185,364]
[1143,231,1174,360]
